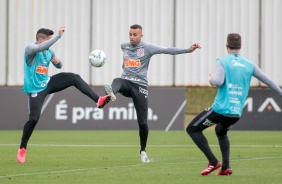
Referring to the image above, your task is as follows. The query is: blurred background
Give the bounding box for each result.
[1,0,281,87]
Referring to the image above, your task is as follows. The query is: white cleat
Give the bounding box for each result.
[140,151,150,163]
[104,83,116,101]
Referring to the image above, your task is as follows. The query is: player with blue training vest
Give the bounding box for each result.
[186,33,282,176]
[17,26,111,164]
[212,54,255,116]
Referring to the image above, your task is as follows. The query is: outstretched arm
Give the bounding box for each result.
[147,42,201,55]
[188,43,201,53]
[253,65,282,97]
[51,26,64,70]
[25,35,61,59]
[25,26,65,66]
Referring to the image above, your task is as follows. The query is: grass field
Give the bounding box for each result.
[0,130,282,184]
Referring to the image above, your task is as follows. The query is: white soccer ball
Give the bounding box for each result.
[89,50,106,67]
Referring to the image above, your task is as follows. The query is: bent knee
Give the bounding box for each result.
[186,125,194,135]
[215,125,227,137]
[112,78,123,85]
[71,73,81,80]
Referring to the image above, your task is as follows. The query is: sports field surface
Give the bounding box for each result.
[0,130,281,184]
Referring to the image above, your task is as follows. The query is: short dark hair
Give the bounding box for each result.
[130,24,142,30]
[36,28,54,41]
[226,33,241,50]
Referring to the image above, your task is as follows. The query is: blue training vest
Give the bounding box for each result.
[211,53,254,116]
[22,49,54,94]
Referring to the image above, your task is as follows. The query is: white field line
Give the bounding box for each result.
[0,164,146,179]
[0,156,282,179]
[0,144,281,148]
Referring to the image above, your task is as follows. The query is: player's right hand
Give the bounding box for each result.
[59,26,65,36]
[208,73,214,86]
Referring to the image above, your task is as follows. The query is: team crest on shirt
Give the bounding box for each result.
[123,52,130,60]
[137,48,144,57]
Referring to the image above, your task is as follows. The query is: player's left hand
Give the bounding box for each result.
[51,57,60,64]
[188,43,201,52]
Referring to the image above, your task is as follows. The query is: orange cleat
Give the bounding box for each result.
[17,148,26,164]
[201,161,222,175]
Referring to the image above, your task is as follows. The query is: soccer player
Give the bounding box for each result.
[186,33,282,175]
[17,26,111,163]
[104,24,201,163]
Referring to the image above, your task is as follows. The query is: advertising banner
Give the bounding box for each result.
[233,89,282,130]
[0,87,186,130]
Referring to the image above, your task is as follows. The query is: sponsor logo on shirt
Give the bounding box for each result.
[124,77,141,82]
[123,52,130,60]
[124,59,141,67]
[36,66,48,74]
[231,60,245,67]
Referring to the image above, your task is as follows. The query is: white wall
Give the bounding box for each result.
[2,0,282,86]
[175,0,260,86]
[6,0,91,85]
[261,0,282,86]
[0,0,7,85]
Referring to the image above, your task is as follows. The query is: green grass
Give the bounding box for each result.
[0,130,282,184]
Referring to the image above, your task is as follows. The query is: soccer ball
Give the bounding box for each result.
[89,50,106,67]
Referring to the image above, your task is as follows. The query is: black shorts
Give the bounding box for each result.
[187,107,240,132]
[112,78,148,125]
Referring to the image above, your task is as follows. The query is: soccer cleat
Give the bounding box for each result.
[216,167,233,176]
[140,151,150,163]
[104,83,116,101]
[97,95,111,108]
[201,161,222,175]
[17,148,26,164]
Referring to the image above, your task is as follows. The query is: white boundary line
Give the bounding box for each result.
[0,144,281,148]
[0,163,146,179]
[0,156,282,179]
